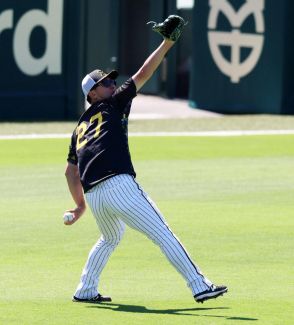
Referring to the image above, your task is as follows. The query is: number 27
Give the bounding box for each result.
[76,112,103,150]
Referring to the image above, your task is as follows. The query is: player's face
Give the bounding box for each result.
[90,79,117,102]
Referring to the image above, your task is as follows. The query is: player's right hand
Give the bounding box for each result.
[64,205,86,226]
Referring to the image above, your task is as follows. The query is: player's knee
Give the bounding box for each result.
[149,230,177,248]
[106,238,122,249]
[105,227,125,248]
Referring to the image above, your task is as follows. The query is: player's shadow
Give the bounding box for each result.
[87,303,258,321]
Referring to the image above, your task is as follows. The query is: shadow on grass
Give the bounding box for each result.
[86,303,258,321]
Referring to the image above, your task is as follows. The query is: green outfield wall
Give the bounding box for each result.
[0,0,86,120]
[0,0,177,121]
[190,0,294,114]
[1,0,293,120]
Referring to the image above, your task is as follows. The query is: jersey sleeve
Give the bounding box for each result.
[67,131,78,165]
[111,78,137,111]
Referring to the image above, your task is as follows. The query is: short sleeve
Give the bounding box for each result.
[67,131,78,165]
[112,78,137,111]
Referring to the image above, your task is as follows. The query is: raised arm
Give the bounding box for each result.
[132,15,187,92]
[132,39,174,91]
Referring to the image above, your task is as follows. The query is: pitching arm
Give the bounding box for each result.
[64,162,86,225]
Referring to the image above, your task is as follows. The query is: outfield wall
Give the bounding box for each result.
[0,0,86,120]
[0,0,177,121]
[190,0,294,114]
[0,0,293,121]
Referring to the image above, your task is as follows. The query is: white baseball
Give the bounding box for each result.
[63,212,74,223]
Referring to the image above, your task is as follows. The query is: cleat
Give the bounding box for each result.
[194,285,228,303]
[72,293,112,303]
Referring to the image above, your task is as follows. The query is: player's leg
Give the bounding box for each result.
[103,174,214,296]
[73,185,125,299]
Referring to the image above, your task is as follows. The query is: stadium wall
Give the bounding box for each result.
[1,0,293,121]
[190,0,294,114]
[0,0,178,121]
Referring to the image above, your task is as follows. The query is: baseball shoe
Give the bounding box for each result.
[72,293,112,303]
[194,285,228,303]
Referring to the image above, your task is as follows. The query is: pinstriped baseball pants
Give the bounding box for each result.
[74,174,212,299]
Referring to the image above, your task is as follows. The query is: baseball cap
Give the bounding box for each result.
[81,69,119,97]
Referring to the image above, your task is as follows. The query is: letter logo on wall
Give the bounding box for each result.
[208,0,265,83]
[0,0,63,76]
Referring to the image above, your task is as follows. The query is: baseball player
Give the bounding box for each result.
[64,16,227,304]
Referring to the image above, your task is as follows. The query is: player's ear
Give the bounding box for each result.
[89,89,96,102]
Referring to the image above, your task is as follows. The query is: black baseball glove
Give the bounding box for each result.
[147,15,188,42]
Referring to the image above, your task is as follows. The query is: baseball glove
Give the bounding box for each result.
[147,15,188,42]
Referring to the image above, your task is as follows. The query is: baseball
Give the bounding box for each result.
[63,212,74,223]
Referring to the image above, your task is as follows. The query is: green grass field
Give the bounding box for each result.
[0,114,293,134]
[0,135,293,324]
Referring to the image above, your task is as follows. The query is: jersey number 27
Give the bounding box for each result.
[76,112,103,150]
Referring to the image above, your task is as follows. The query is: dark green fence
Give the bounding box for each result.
[0,0,85,120]
[0,0,178,121]
[190,0,294,114]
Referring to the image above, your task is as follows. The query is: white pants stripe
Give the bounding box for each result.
[74,174,212,299]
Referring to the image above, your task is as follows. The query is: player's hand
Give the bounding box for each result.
[147,15,188,42]
[64,205,86,226]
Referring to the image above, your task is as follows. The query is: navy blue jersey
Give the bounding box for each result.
[67,78,137,192]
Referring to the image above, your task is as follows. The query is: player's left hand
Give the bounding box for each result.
[147,15,188,42]
[64,205,85,225]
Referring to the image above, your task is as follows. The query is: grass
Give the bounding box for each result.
[0,114,293,135]
[0,135,293,324]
